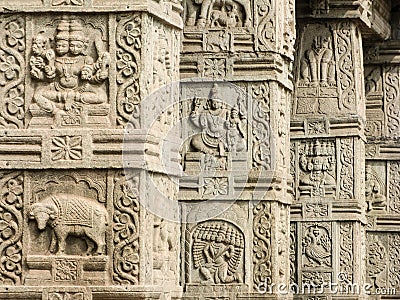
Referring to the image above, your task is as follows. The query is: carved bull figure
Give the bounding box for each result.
[29,193,108,255]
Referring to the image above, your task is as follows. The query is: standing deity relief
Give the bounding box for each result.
[185,0,251,28]
[29,17,110,127]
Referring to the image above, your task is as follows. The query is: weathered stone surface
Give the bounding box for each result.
[0,0,398,299]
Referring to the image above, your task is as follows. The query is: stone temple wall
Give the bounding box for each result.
[0,0,397,299]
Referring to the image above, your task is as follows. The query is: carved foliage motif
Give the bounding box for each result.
[339,223,353,288]
[0,16,25,129]
[389,162,400,214]
[367,236,387,289]
[388,234,400,289]
[339,138,354,199]
[113,172,140,285]
[384,66,400,138]
[253,201,272,290]
[0,172,23,285]
[116,14,141,128]
[252,82,271,170]
[192,221,244,284]
[335,22,355,111]
[52,0,84,5]
[256,0,274,51]
[289,223,296,287]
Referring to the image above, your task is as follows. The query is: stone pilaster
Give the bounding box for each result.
[179,0,294,298]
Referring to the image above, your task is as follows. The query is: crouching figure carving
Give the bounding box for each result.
[29,193,108,255]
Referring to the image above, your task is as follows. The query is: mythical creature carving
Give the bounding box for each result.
[365,166,386,211]
[29,193,108,255]
[299,140,336,197]
[185,0,251,28]
[192,221,244,284]
[30,18,110,127]
[299,36,336,87]
[302,224,331,267]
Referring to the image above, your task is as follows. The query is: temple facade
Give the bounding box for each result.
[0,0,397,299]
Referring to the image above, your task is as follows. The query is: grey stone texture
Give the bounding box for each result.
[0,0,396,299]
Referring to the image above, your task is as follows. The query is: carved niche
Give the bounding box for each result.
[185,0,252,28]
[25,171,109,285]
[181,83,247,175]
[295,23,358,115]
[190,220,244,284]
[28,15,110,128]
[365,165,386,212]
[302,223,332,268]
[298,140,336,198]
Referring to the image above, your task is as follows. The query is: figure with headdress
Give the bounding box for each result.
[30,32,56,81]
[31,18,110,124]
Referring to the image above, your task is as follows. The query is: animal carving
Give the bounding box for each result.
[29,193,108,255]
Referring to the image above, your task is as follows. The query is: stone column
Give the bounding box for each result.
[363,4,400,296]
[0,1,182,299]
[179,0,295,298]
[291,1,390,298]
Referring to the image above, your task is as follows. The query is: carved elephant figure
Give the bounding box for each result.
[185,0,251,27]
[29,193,108,255]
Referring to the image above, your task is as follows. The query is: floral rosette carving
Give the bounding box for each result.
[0,172,23,284]
[0,16,25,129]
[116,14,141,128]
[113,172,140,285]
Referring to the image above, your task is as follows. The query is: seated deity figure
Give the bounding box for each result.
[31,18,110,122]
[189,84,229,156]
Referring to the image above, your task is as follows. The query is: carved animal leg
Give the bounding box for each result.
[186,0,197,26]
[49,230,57,254]
[85,238,95,255]
[56,231,67,254]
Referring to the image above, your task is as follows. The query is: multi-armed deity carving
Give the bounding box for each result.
[185,0,251,28]
[299,36,336,88]
[365,166,387,211]
[29,17,110,127]
[192,221,244,284]
[183,84,246,172]
[299,140,336,197]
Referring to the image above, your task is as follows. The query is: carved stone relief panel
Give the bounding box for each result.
[389,161,400,214]
[365,162,387,213]
[181,201,248,294]
[294,22,362,117]
[366,232,400,293]
[27,15,111,128]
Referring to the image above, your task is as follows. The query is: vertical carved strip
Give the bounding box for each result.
[339,138,354,199]
[0,172,23,285]
[289,222,296,287]
[113,172,140,285]
[384,66,400,138]
[339,222,353,288]
[116,14,141,128]
[335,22,355,111]
[252,82,271,170]
[256,0,274,51]
[388,234,400,289]
[389,162,400,213]
[253,201,272,291]
[0,16,25,129]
